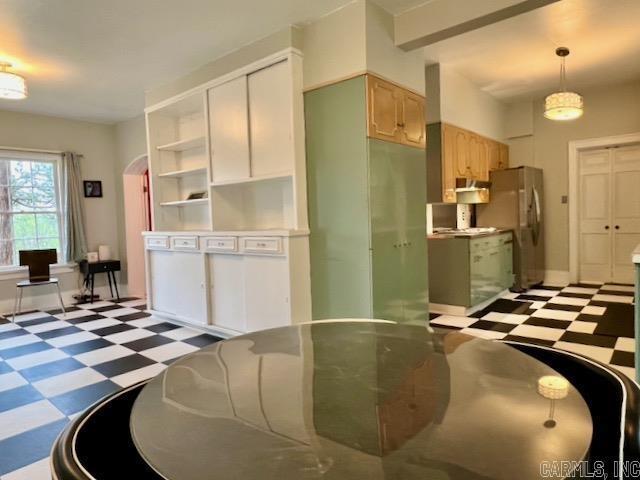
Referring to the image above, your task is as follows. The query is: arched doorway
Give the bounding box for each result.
[123,154,150,298]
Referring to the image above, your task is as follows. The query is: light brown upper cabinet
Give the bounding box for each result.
[439,123,509,203]
[366,74,426,149]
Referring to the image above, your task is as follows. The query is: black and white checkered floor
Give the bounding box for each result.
[430,283,636,380]
[0,297,222,479]
[0,285,636,478]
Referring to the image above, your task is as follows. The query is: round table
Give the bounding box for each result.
[130,322,593,480]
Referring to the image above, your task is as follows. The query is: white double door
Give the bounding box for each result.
[579,144,640,283]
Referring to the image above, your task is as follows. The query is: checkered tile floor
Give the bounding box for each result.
[0,297,222,480]
[430,283,636,380]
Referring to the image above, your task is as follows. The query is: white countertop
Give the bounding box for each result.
[633,244,640,264]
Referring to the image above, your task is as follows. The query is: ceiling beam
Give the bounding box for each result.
[394,0,560,51]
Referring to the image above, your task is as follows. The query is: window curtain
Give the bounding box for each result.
[61,152,87,262]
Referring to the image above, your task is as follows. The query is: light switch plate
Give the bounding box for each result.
[561,195,568,204]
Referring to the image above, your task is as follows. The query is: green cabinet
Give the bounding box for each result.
[305,76,428,324]
[429,232,513,308]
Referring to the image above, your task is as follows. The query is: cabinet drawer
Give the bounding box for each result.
[145,236,169,250]
[203,236,237,253]
[171,236,199,251]
[241,237,282,255]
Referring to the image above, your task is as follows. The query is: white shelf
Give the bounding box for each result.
[160,198,208,207]
[158,167,207,179]
[211,172,292,187]
[157,136,206,152]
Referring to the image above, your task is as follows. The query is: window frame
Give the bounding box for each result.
[0,149,69,274]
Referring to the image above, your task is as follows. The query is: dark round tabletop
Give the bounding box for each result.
[130,322,592,480]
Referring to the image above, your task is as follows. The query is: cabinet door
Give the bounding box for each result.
[174,252,207,324]
[468,133,488,180]
[208,254,246,332]
[149,250,176,315]
[208,76,250,183]
[454,127,471,178]
[248,61,293,178]
[367,76,401,144]
[244,255,290,332]
[488,140,501,172]
[499,143,509,170]
[149,250,206,324]
[441,124,457,203]
[399,91,426,149]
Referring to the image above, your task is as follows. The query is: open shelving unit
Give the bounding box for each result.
[146,92,210,231]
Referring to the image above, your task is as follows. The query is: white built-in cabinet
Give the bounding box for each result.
[144,49,311,336]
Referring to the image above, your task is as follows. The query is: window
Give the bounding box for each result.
[0,150,63,267]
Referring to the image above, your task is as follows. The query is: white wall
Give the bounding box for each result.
[0,110,121,313]
[438,64,507,141]
[507,80,640,273]
[114,114,147,281]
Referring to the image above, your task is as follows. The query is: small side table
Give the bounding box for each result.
[79,260,121,302]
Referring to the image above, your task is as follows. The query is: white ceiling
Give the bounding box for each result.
[423,0,640,102]
[0,0,362,123]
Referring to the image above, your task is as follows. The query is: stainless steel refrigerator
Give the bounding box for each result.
[477,167,544,291]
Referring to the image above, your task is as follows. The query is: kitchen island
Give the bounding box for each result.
[428,230,513,315]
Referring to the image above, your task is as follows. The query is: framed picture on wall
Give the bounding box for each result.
[83,180,103,198]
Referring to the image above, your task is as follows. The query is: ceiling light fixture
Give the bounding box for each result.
[544,47,582,121]
[0,62,27,100]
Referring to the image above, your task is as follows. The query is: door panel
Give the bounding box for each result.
[248,61,293,177]
[209,76,250,183]
[454,128,470,178]
[612,145,640,283]
[579,149,611,282]
[399,91,426,148]
[244,255,289,332]
[367,76,400,143]
[209,254,246,332]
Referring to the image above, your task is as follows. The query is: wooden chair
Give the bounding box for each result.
[12,249,65,322]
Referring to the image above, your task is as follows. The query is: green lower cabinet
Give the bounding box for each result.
[429,232,513,309]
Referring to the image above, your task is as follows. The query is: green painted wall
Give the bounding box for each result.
[305,76,428,323]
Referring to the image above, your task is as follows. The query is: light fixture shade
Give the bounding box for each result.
[544,91,583,120]
[0,70,27,100]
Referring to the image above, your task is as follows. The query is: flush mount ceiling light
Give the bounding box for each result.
[544,47,583,121]
[0,62,27,100]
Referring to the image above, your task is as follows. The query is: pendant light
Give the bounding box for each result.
[0,62,27,100]
[544,47,583,121]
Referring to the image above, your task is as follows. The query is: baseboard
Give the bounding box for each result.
[544,270,570,287]
[430,289,509,317]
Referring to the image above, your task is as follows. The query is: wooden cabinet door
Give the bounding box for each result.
[470,134,489,180]
[453,127,471,178]
[488,140,501,172]
[441,124,457,203]
[208,76,250,183]
[499,143,509,170]
[399,91,426,148]
[367,76,401,144]
[248,60,293,178]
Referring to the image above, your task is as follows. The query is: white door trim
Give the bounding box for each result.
[569,132,640,283]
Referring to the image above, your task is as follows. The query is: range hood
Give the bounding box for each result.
[455,178,491,191]
[455,178,491,204]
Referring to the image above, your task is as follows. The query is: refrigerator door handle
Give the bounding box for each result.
[530,186,542,246]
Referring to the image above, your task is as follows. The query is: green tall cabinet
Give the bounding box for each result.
[305,75,428,323]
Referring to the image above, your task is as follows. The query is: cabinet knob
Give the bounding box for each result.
[605,225,610,230]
